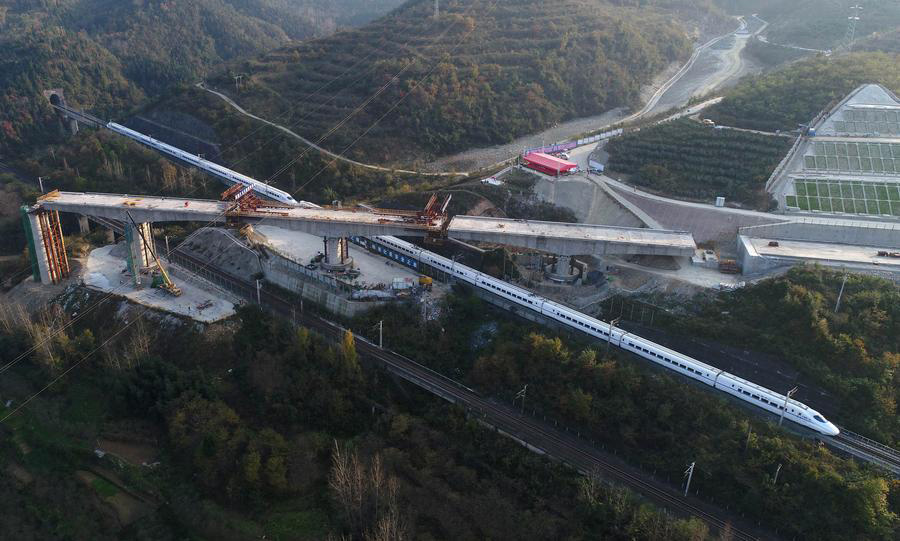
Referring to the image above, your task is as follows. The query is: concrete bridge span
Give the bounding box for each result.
[23,191,697,285]
[447,216,696,257]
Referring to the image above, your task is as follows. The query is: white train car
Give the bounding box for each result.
[106,122,309,207]
[372,235,839,436]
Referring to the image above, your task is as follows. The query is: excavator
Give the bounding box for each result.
[126,212,182,297]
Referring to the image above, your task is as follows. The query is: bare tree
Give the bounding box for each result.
[367,478,406,541]
[718,521,734,541]
[329,441,407,540]
[578,467,602,507]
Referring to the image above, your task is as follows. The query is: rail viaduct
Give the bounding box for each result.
[22,191,696,286]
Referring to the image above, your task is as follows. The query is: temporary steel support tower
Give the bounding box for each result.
[843,4,863,52]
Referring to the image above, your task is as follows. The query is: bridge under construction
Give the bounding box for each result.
[22,190,696,286]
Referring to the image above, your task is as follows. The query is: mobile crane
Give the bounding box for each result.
[126,212,182,297]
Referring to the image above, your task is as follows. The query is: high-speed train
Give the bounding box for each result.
[107,122,309,207]
[366,235,839,436]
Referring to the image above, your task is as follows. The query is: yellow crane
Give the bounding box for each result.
[126,212,182,297]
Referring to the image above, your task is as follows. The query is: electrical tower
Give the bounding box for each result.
[434,0,439,20]
[843,4,863,52]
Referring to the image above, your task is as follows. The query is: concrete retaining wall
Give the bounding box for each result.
[739,220,900,249]
[261,249,382,318]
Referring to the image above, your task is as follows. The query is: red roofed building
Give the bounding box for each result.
[522,152,577,176]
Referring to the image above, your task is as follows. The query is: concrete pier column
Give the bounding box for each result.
[23,210,52,284]
[545,255,580,283]
[106,228,116,243]
[321,236,353,271]
[78,215,90,234]
[125,222,153,285]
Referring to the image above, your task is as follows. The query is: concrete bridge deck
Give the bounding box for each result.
[37,192,445,238]
[25,193,697,288]
[447,215,696,257]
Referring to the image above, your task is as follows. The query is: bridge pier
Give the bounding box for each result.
[21,206,70,285]
[321,236,353,271]
[78,215,90,234]
[125,221,153,286]
[545,255,580,283]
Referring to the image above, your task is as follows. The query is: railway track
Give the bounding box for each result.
[831,429,900,476]
[167,247,767,540]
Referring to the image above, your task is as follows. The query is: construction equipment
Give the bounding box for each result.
[126,212,182,297]
[718,259,741,274]
[418,275,434,290]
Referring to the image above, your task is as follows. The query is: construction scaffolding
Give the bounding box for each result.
[25,207,70,285]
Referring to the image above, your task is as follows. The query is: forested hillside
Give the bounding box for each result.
[0,296,713,540]
[203,0,727,163]
[663,267,900,447]
[0,0,404,153]
[705,53,900,132]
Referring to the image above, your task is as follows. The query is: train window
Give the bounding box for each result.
[752,394,760,400]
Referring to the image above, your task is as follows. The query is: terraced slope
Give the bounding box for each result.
[207,0,719,163]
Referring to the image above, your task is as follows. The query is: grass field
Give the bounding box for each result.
[786,179,900,216]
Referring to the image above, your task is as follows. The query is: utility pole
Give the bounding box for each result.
[37,176,44,193]
[378,320,383,348]
[773,463,783,485]
[779,386,799,426]
[606,316,620,357]
[683,462,695,497]
[834,273,848,313]
[434,0,439,19]
[516,384,528,414]
[256,279,261,305]
[165,235,170,256]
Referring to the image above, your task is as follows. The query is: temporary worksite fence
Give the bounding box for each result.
[524,128,624,156]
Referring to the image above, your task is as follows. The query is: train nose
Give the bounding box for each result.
[825,422,840,436]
